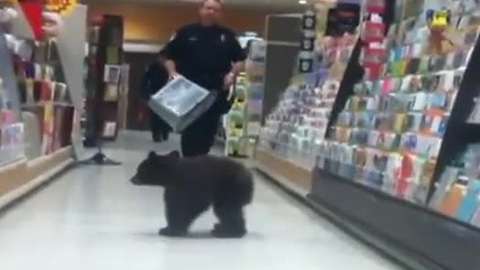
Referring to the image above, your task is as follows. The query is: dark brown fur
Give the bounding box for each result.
[130,150,254,238]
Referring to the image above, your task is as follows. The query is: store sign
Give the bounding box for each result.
[44,0,76,16]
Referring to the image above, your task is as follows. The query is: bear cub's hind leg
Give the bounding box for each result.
[212,202,247,238]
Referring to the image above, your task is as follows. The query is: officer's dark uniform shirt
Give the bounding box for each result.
[141,61,169,100]
[164,23,246,91]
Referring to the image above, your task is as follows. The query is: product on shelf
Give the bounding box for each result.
[225,73,249,157]
[15,38,75,156]
[0,5,24,166]
[259,34,357,168]
[223,38,266,157]
[431,142,480,226]
[0,2,79,163]
[257,0,363,168]
[245,39,265,127]
[0,75,24,165]
[361,0,389,80]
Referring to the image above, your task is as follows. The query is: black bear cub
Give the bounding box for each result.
[130,150,254,238]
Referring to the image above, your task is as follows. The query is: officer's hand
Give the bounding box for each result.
[223,72,235,91]
[168,72,180,80]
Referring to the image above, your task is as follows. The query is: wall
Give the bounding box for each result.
[87,2,268,42]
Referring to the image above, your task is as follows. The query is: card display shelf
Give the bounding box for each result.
[310,1,480,269]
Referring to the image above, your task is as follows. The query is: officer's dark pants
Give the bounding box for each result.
[181,91,230,157]
[150,109,170,141]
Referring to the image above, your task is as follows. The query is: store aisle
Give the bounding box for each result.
[0,132,403,270]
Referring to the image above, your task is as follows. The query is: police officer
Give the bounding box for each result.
[140,50,171,142]
[164,0,246,157]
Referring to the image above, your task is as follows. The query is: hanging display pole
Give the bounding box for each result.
[298,8,316,74]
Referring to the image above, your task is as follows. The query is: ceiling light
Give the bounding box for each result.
[299,0,307,4]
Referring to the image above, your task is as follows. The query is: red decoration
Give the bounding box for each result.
[18,0,43,39]
[362,21,386,43]
[365,0,385,13]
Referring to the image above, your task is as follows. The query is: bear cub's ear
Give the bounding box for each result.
[168,150,181,158]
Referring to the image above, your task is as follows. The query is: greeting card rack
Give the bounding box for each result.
[16,39,75,158]
[83,15,123,147]
[309,1,480,269]
[255,2,362,191]
[81,15,123,165]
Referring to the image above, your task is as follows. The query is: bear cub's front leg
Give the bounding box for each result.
[159,208,193,237]
[158,227,187,237]
[160,190,208,237]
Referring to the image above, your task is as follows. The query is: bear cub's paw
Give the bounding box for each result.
[158,227,187,237]
[211,223,247,238]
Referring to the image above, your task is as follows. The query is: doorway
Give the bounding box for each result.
[124,52,156,130]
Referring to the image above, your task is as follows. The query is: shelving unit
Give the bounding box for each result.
[223,38,265,157]
[16,39,75,157]
[84,15,124,146]
[257,38,360,168]
[255,2,362,192]
[0,29,24,166]
[309,0,480,269]
[0,1,88,208]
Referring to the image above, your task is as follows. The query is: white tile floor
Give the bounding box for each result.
[0,132,404,270]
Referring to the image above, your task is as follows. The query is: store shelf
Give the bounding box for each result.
[83,15,124,145]
[0,146,72,199]
[310,167,480,270]
[256,2,364,199]
[307,0,480,269]
[255,146,312,191]
[0,159,72,210]
[258,40,360,183]
[0,2,85,208]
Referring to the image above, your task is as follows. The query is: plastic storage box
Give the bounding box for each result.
[148,75,216,132]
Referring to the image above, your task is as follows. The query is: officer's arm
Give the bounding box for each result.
[140,64,152,100]
[165,60,177,78]
[164,31,182,77]
[227,32,247,76]
[230,60,244,76]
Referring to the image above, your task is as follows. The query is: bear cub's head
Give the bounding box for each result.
[130,150,181,186]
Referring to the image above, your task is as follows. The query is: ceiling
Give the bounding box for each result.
[81,0,306,12]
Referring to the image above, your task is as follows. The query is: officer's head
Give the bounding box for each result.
[199,0,222,26]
